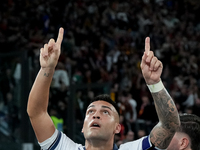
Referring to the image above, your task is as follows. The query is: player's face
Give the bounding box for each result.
[82,101,121,141]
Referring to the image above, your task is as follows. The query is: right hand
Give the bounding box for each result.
[40,28,64,69]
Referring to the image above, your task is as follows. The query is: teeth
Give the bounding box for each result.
[93,124,99,127]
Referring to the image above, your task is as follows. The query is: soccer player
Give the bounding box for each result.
[27,28,180,150]
[167,113,200,150]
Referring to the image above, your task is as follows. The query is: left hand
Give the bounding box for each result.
[140,37,163,85]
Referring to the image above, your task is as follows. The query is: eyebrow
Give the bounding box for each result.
[87,105,112,111]
[87,105,95,110]
[102,105,112,111]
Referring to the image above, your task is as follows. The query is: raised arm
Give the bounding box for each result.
[27,28,64,142]
[140,37,180,149]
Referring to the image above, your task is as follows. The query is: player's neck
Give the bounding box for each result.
[85,139,113,150]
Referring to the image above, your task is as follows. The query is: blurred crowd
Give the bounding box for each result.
[0,0,200,145]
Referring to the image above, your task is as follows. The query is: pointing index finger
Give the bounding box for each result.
[145,37,150,55]
[56,27,64,46]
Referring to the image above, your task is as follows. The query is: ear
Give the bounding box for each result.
[115,123,121,134]
[180,137,190,150]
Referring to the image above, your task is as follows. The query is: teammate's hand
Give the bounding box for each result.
[40,27,64,69]
[140,37,163,85]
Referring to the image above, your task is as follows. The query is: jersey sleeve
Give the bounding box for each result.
[119,135,165,150]
[39,129,84,150]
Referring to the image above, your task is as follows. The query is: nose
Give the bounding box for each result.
[93,116,100,119]
[93,111,100,119]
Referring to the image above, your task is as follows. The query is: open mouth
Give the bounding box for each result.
[90,123,100,128]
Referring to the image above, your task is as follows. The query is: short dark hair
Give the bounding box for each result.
[178,114,200,150]
[90,94,120,116]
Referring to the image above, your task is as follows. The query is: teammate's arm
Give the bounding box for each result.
[141,37,180,149]
[27,28,64,142]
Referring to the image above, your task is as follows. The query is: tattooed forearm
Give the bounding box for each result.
[150,88,180,149]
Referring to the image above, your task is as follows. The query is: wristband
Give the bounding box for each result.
[147,80,164,93]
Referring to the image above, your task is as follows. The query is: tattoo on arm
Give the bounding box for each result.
[44,73,49,77]
[150,88,180,149]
